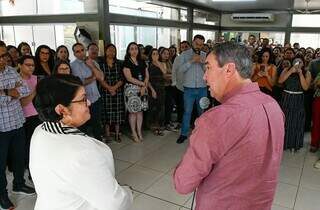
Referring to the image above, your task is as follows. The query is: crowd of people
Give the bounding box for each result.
[0,33,320,209]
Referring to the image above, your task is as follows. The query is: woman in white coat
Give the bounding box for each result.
[30,74,133,210]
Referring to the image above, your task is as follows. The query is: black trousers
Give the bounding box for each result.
[0,127,26,195]
[173,87,184,123]
[79,98,102,140]
[24,115,41,169]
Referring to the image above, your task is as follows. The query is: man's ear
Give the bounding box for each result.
[225,63,236,77]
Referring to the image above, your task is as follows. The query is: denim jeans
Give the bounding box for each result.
[181,87,207,136]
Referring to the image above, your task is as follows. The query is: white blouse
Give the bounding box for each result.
[30,122,133,210]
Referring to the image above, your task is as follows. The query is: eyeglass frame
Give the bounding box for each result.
[70,95,88,106]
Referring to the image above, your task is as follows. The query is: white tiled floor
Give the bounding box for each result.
[6,131,320,210]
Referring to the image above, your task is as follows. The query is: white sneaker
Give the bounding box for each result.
[314,159,320,170]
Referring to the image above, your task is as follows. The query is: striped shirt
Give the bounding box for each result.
[0,66,30,132]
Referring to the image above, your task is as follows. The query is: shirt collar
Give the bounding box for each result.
[221,82,260,104]
[41,121,86,136]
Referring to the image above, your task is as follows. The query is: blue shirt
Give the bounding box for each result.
[0,66,30,132]
[71,59,100,104]
[179,48,207,88]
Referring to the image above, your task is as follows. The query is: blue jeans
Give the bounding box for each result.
[181,87,207,136]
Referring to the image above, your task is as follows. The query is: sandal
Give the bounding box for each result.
[131,134,141,143]
[153,129,164,136]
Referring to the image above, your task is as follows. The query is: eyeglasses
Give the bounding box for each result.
[70,96,88,106]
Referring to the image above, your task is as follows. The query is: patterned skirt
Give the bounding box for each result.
[124,83,148,113]
[281,91,305,150]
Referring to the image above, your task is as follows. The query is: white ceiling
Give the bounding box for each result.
[180,0,320,12]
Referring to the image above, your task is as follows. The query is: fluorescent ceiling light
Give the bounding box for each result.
[212,0,256,2]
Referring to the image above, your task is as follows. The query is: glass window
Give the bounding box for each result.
[33,25,56,50]
[109,0,187,21]
[110,25,135,60]
[193,9,219,26]
[0,26,15,46]
[110,24,187,59]
[221,31,285,46]
[37,0,98,15]
[0,0,97,16]
[137,26,157,47]
[290,33,320,48]
[193,30,216,42]
[0,23,77,57]
[14,26,35,52]
[0,0,36,16]
[292,15,320,28]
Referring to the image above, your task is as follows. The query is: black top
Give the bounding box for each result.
[148,63,165,90]
[123,58,146,83]
[284,73,305,92]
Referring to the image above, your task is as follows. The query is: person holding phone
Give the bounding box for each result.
[278,56,311,152]
[251,48,277,96]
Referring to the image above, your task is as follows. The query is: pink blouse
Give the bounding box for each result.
[22,75,38,118]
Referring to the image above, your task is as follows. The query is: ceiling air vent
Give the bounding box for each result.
[231,13,275,22]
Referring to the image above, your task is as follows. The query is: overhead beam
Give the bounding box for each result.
[0,14,99,24]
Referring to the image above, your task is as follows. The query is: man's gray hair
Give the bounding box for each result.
[211,42,252,79]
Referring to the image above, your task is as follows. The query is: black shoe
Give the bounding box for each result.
[12,184,35,196]
[176,135,187,144]
[0,194,14,210]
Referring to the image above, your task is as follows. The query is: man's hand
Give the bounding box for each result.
[8,88,20,98]
[191,54,201,63]
[85,58,95,69]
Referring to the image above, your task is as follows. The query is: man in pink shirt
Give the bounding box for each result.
[173,42,284,210]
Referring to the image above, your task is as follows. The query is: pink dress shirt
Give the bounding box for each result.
[22,75,38,118]
[174,82,284,210]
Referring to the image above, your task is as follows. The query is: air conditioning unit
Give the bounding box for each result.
[231,13,275,22]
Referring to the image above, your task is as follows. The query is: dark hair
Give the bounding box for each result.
[193,34,205,42]
[18,55,35,65]
[52,60,72,75]
[144,45,153,58]
[105,43,117,61]
[17,42,32,56]
[180,41,190,47]
[159,48,169,62]
[284,47,295,54]
[124,42,141,61]
[211,42,252,79]
[72,43,84,52]
[87,42,98,50]
[33,75,83,122]
[257,48,274,64]
[6,45,17,52]
[55,45,70,63]
[35,45,54,74]
[0,40,6,47]
[148,48,158,63]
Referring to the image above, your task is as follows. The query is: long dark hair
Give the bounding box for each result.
[17,42,33,56]
[257,48,274,65]
[35,45,54,75]
[55,45,70,63]
[105,43,117,62]
[124,42,142,62]
[148,48,159,63]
